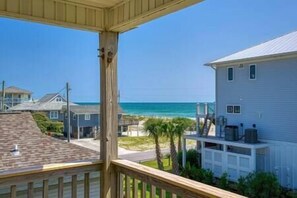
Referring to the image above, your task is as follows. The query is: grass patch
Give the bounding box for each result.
[118,136,196,151]
[140,158,172,172]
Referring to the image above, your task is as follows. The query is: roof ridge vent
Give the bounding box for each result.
[11,144,20,156]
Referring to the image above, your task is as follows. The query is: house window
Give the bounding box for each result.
[227,106,234,113]
[56,97,62,102]
[50,111,59,119]
[73,114,76,120]
[226,105,241,114]
[85,114,91,120]
[227,67,234,81]
[234,106,241,114]
[249,64,256,80]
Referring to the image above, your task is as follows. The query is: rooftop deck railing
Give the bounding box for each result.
[0,98,30,106]
[119,120,139,126]
[0,159,244,198]
[196,103,215,116]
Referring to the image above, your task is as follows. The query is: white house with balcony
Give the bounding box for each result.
[0,86,32,110]
[184,30,297,189]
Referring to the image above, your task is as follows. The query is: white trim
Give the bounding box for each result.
[49,111,59,119]
[85,114,91,120]
[205,51,297,67]
[249,64,257,80]
[227,67,234,82]
[226,105,241,114]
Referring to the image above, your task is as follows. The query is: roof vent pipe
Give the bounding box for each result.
[11,144,20,156]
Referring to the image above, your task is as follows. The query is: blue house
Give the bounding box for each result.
[10,93,73,121]
[63,105,123,139]
[185,31,297,188]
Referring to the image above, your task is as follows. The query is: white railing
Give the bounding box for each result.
[196,102,215,115]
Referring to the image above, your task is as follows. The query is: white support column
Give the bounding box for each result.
[77,114,80,140]
[99,31,119,198]
[201,141,205,168]
[251,148,256,171]
[182,137,187,168]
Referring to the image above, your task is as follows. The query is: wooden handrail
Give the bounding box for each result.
[0,160,102,186]
[112,159,245,198]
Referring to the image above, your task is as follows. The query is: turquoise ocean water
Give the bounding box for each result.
[76,102,197,118]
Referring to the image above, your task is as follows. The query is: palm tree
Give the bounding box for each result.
[144,118,164,170]
[162,120,179,175]
[172,117,193,153]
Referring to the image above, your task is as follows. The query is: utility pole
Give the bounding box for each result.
[66,82,71,142]
[1,81,5,112]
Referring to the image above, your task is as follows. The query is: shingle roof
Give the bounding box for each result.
[207,31,297,66]
[9,94,75,111]
[62,105,123,114]
[38,93,60,103]
[0,112,99,172]
[0,86,32,94]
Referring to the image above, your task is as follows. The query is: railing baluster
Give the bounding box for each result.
[72,175,77,198]
[160,189,166,198]
[10,185,16,198]
[58,177,64,198]
[84,173,90,198]
[133,178,138,198]
[118,173,124,198]
[125,175,131,198]
[171,193,177,198]
[150,185,156,198]
[43,180,48,198]
[141,182,146,198]
[28,182,34,198]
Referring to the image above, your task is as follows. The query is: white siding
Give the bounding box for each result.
[260,140,297,189]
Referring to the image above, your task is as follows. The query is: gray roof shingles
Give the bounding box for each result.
[0,86,32,94]
[0,112,99,172]
[38,93,60,102]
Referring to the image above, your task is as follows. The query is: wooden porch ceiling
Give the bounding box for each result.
[0,0,203,33]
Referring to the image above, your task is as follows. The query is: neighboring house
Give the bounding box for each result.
[10,93,75,121]
[0,112,100,197]
[63,105,123,139]
[185,31,297,188]
[0,86,32,109]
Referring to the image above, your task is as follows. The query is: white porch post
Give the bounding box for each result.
[182,137,187,168]
[100,31,119,198]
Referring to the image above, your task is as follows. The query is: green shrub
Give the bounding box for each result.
[237,172,281,198]
[218,172,229,190]
[180,163,213,185]
[284,190,297,198]
[32,112,63,134]
[32,112,50,132]
[178,149,200,168]
[201,169,214,185]
[47,122,63,133]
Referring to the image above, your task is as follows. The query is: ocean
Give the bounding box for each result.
[76,102,197,118]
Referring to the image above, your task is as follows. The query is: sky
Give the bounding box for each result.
[0,0,297,102]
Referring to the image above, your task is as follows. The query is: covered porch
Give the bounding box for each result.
[0,0,243,197]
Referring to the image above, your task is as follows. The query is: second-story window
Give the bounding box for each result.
[227,67,234,81]
[85,114,91,120]
[249,64,256,80]
[56,97,62,102]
